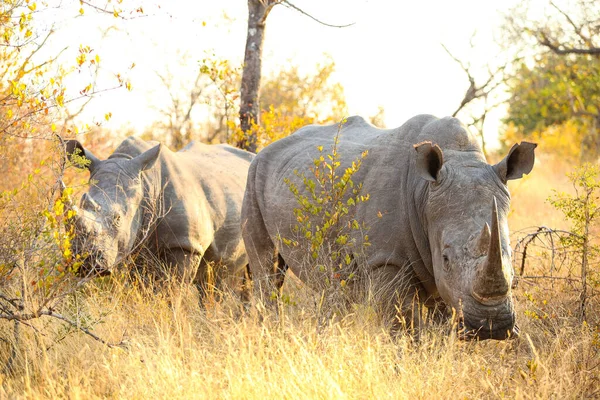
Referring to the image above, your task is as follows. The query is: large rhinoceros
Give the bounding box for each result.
[241,115,536,340]
[66,136,254,299]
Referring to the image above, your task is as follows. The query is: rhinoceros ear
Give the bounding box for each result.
[414,141,444,182]
[493,141,537,183]
[130,144,161,173]
[65,140,100,171]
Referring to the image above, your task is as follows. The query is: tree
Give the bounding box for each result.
[142,55,241,148]
[233,58,348,151]
[0,1,142,371]
[260,58,346,122]
[533,0,599,56]
[498,0,600,158]
[442,41,514,157]
[503,53,600,157]
[237,0,352,152]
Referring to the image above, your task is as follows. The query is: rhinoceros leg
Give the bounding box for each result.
[367,264,426,338]
[160,247,203,292]
[240,264,252,305]
[241,176,289,308]
[242,222,288,308]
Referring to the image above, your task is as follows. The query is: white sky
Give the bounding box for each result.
[45,0,538,147]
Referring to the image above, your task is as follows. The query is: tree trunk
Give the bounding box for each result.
[238,0,276,153]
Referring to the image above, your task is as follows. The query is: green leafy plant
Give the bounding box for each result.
[280,119,370,320]
[548,163,600,323]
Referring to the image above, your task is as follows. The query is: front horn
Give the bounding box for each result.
[471,197,510,303]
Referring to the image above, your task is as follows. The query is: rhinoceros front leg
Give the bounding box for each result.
[367,265,427,338]
[163,248,228,306]
[161,247,203,292]
[241,194,289,310]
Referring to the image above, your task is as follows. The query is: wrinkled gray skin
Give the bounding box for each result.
[242,115,536,340]
[66,136,254,299]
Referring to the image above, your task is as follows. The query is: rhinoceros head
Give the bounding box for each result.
[414,140,536,340]
[66,140,161,276]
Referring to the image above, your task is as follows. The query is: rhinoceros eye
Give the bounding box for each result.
[442,254,450,272]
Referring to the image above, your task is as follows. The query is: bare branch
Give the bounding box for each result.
[44,311,126,349]
[550,1,590,43]
[282,1,355,28]
[538,36,600,55]
[535,2,600,55]
[0,309,126,348]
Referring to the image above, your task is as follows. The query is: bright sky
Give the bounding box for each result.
[48,0,535,147]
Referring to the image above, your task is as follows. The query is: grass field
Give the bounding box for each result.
[1,153,599,399]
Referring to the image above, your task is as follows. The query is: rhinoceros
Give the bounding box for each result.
[241,115,536,340]
[65,136,254,299]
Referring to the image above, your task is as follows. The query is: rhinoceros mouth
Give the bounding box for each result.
[458,314,518,340]
[77,253,112,278]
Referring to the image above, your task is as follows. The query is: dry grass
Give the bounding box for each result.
[0,279,598,399]
[1,153,599,399]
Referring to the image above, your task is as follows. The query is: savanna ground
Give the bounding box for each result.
[0,151,599,399]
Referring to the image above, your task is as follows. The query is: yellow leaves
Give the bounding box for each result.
[76,53,86,66]
[125,81,132,91]
[53,198,65,216]
[28,2,36,11]
[56,92,64,107]
[19,12,26,31]
[79,8,84,15]
[6,109,12,119]
[51,122,56,132]
[104,112,112,121]
[3,30,12,44]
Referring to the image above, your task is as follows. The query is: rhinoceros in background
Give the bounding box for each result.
[66,136,254,299]
[242,115,536,340]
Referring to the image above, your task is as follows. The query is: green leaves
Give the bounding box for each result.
[549,163,600,238]
[504,54,600,158]
[281,120,371,288]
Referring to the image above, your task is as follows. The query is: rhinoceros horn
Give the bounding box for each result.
[472,197,510,304]
[472,222,491,256]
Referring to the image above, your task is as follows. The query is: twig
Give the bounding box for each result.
[282,0,355,28]
[43,310,126,349]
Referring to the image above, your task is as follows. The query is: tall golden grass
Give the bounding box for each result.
[1,152,599,399]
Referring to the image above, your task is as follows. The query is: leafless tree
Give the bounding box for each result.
[536,1,600,55]
[442,42,517,156]
[154,70,205,149]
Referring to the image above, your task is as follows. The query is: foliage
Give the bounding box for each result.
[279,119,369,316]
[260,58,347,123]
[501,120,586,162]
[504,54,600,135]
[548,163,600,322]
[144,56,347,151]
[199,56,241,144]
[143,55,242,149]
[501,0,600,159]
[230,58,348,151]
[0,0,141,372]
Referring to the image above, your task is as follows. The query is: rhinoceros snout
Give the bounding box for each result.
[459,315,518,340]
[76,252,111,278]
